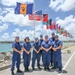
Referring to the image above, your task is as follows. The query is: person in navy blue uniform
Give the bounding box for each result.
[39,35,44,62]
[41,35,52,71]
[49,33,55,66]
[32,38,41,70]
[11,36,22,75]
[22,37,32,72]
[52,35,63,73]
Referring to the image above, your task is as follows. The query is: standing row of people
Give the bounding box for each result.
[11,33,63,75]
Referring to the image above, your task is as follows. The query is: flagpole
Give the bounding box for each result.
[33,3,36,41]
[42,10,43,36]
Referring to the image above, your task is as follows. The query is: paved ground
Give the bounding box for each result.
[0,46,75,75]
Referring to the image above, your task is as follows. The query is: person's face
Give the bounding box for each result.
[40,36,43,39]
[26,38,29,42]
[55,38,58,41]
[15,38,19,42]
[52,34,55,38]
[35,39,38,42]
[45,37,48,41]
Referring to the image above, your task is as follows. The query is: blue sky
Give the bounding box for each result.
[0,0,75,41]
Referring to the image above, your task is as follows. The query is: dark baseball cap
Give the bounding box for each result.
[15,36,19,39]
[52,32,55,35]
[45,35,48,38]
[25,36,29,39]
[35,37,38,40]
[40,35,43,37]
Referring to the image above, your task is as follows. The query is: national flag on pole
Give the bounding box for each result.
[43,14,48,22]
[51,22,56,30]
[15,2,33,14]
[46,25,49,29]
[48,19,52,25]
[34,10,42,15]
[58,26,61,31]
[28,14,42,21]
[56,24,58,30]
[28,10,42,21]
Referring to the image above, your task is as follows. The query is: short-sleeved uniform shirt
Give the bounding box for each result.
[39,39,44,46]
[49,37,55,47]
[53,40,63,54]
[33,42,41,52]
[41,40,52,54]
[12,42,22,56]
[23,42,31,53]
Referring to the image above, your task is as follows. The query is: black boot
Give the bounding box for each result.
[11,71,14,75]
[38,66,42,70]
[25,67,27,72]
[27,66,30,71]
[47,66,51,71]
[59,68,62,73]
[51,66,57,69]
[44,66,46,71]
[32,66,35,70]
[17,69,22,73]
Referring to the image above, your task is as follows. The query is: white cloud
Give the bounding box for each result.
[0,23,9,32]
[1,0,34,6]
[0,10,42,27]
[49,0,75,11]
[56,15,75,27]
[56,15,75,39]
[1,33,9,41]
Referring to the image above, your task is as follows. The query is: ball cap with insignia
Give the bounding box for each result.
[25,36,29,39]
[35,37,38,40]
[40,34,43,37]
[45,35,48,38]
[15,36,19,39]
[52,32,55,35]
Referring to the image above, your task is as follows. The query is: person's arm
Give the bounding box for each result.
[13,48,21,54]
[53,41,63,51]
[33,46,38,53]
[56,45,62,50]
[41,46,46,51]
[22,47,28,53]
[47,46,52,51]
[12,43,21,54]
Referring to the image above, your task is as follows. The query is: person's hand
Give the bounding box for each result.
[36,51,39,54]
[53,48,57,51]
[18,51,21,54]
[27,51,30,54]
[45,49,48,52]
[40,47,42,50]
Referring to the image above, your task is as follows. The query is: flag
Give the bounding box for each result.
[15,2,33,14]
[35,10,42,15]
[43,14,48,22]
[46,25,49,29]
[28,14,42,21]
[63,31,68,37]
[51,22,56,30]
[50,25,53,30]
[58,26,61,31]
[56,24,58,30]
[48,19,52,25]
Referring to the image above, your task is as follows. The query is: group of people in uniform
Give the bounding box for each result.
[11,33,63,75]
